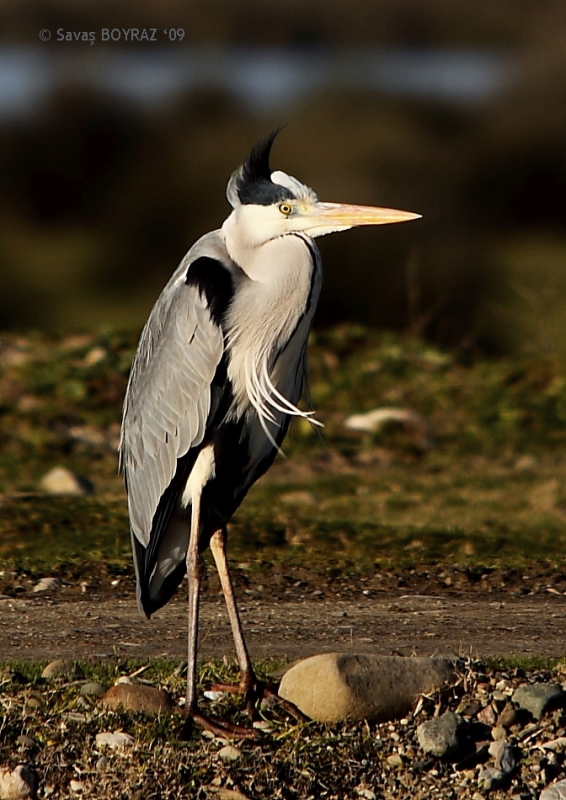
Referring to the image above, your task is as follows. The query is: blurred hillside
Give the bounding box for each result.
[1,1,566,354]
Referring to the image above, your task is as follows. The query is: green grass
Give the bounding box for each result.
[3,458,566,578]
[484,655,562,672]
[3,326,566,577]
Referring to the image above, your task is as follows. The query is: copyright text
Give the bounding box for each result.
[39,28,186,45]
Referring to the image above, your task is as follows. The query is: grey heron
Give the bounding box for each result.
[119,131,420,737]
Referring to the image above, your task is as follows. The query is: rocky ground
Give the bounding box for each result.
[2,655,566,799]
[3,330,566,798]
[1,571,566,799]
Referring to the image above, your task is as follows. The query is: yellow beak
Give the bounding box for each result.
[310,202,421,227]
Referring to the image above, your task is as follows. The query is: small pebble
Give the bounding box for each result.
[0,765,37,799]
[33,577,61,593]
[417,712,463,757]
[495,679,513,691]
[386,753,403,767]
[80,683,106,698]
[356,788,376,800]
[95,731,134,750]
[478,703,497,726]
[497,703,518,728]
[458,701,482,717]
[69,780,85,793]
[204,691,226,701]
[478,765,506,790]
[84,346,107,366]
[491,726,507,741]
[62,712,88,723]
[42,660,83,681]
[218,745,242,762]
[541,778,566,799]
[16,735,36,749]
[39,466,87,496]
[202,788,251,800]
[96,757,109,771]
[100,683,174,715]
[541,737,566,752]
[489,740,516,774]
[252,720,274,733]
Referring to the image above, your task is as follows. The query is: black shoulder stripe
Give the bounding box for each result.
[290,233,321,318]
[185,256,234,325]
[292,232,318,268]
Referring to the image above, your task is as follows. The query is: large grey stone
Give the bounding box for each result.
[513,683,565,720]
[541,778,566,800]
[278,653,459,723]
[417,712,463,757]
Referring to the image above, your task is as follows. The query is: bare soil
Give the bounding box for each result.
[2,580,566,664]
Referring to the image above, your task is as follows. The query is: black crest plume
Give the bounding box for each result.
[237,128,294,206]
[242,130,279,184]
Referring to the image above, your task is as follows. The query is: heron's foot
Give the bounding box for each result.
[180,706,257,741]
[210,678,308,722]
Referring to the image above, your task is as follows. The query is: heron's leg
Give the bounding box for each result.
[209,526,308,723]
[181,507,256,740]
[185,492,203,715]
[209,528,255,700]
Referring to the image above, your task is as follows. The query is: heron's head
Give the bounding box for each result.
[223,131,420,249]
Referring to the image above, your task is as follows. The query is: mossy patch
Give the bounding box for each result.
[2,326,566,580]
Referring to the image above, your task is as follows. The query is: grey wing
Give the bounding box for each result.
[119,264,224,549]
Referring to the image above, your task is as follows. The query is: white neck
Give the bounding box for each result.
[222,231,316,419]
[222,206,298,280]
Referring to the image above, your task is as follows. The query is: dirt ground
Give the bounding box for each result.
[2,577,566,664]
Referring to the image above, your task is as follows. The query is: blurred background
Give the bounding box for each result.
[1,0,566,356]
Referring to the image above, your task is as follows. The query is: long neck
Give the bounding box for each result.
[221,212,265,281]
[222,233,320,419]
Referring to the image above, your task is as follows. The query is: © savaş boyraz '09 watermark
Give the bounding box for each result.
[39,28,186,45]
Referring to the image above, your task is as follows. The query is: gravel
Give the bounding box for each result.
[2,658,566,798]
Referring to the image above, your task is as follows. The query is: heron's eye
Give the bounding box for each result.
[279,203,292,215]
